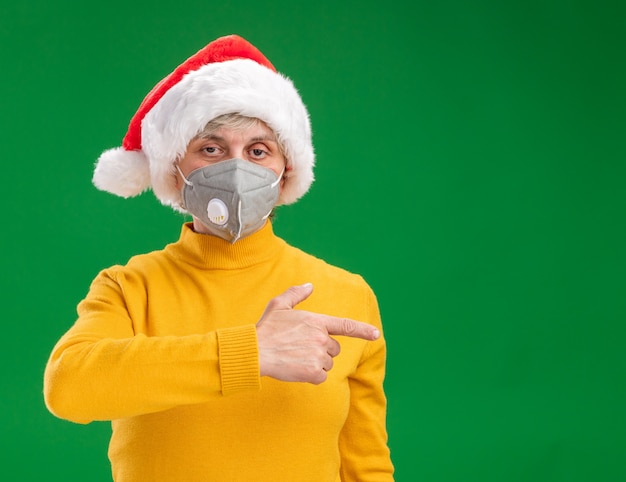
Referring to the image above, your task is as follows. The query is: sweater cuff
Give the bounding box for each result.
[216,325,261,396]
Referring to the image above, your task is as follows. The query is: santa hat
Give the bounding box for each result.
[92,34,314,209]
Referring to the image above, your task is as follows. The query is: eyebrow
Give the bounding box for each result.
[249,135,278,144]
[196,133,224,141]
[196,133,278,144]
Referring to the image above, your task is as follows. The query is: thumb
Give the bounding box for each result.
[267,283,315,312]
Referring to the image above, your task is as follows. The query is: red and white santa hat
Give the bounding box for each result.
[92,34,314,209]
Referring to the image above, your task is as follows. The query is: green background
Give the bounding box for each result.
[2,0,625,480]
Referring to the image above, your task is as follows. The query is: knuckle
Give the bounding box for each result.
[302,311,318,324]
[265,297,281,311]
[312,370,328,385]
[341,318,358,335]
[312,331,329,345]
[285,286,300,297]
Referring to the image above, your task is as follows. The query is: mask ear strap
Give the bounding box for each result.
[176,164,193,186]
[270,167,285,188]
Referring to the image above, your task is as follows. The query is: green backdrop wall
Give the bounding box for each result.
[2,1,624,480]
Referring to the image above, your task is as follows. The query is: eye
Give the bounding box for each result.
[249,147,268,159]
[202,146,220,155]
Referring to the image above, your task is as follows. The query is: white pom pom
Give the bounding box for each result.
[92,147,151,198]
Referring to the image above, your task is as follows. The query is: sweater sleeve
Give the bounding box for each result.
[338,288,395,481]
[43,268,260,424]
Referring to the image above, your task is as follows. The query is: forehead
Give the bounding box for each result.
[216,125,276,143]
[197,117,277,142]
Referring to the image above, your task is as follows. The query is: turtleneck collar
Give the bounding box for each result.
[165,220,286,270]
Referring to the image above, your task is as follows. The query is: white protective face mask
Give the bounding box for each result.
[177,158,283,243]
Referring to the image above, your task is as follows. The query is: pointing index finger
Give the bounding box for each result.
[322,316,380,341]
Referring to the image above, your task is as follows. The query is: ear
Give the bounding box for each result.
[279,165,292,193]
[173,162,186,191]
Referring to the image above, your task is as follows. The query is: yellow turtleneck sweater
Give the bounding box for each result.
[44,222,393,481]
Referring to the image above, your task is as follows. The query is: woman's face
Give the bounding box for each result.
[175,120,287,235]
[176,120,286,188]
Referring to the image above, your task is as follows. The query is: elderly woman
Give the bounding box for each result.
[44,34,394,482]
